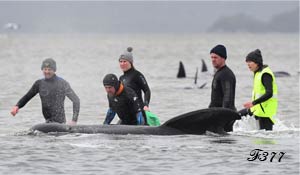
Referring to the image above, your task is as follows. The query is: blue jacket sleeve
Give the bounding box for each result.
[136,111,145,125]
[103,108,116,124]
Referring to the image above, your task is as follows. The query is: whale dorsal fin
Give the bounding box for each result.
[194,67,198,84]
[177,61,186,78]
[201,59,208,72]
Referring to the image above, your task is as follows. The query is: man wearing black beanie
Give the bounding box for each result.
[209,44,236,132]
[102,73,146,125]
[241,49,278,131]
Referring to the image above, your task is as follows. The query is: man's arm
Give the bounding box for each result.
[65,82,80,123]
[136,111,145,125]
[11,80,39,116]
[221,80,235,109]
[103,108,116,124]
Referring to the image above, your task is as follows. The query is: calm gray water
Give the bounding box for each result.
[0,33,299,175]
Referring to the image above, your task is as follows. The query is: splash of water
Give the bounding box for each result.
[232,115,300,138]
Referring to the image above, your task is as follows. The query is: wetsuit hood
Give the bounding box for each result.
[103,74,120,91]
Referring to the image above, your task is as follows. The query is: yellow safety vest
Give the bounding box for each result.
[250,67,278,124]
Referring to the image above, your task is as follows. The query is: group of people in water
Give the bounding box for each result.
[10,47,152,126]
[10,45,278,131]
[208,45,277,131]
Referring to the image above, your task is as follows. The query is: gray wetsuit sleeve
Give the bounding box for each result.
[65,82,80,122]
[16,80,39,108]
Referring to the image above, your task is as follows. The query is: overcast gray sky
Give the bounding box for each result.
[0,1,298,33]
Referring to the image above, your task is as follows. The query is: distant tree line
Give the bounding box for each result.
[208,8,299,33]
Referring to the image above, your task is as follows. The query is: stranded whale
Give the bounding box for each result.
[31,108,241,135]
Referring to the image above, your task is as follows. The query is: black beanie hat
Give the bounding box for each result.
[103,74,120,90]
[41,58,56,71]
[246,49,263,66]
[210,44,227,59]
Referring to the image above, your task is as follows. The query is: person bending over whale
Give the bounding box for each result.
[102,74,146,125]
[10,58,80,125]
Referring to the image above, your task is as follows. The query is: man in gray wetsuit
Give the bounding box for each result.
[10,58,80,125]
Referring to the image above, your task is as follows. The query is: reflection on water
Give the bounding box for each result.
[253,138,276,145]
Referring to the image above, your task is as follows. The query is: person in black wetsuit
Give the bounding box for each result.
[209,44,236,131]
[240,49,278,131]
[102,74,145,125]
[10,58,80,125]
[118,47,151,112]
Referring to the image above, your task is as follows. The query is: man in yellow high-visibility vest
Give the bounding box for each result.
[242,49,278,131]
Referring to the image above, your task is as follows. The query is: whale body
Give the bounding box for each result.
[31,108,241,135]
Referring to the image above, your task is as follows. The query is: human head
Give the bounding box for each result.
[210,45,227,59]
[246,49,263,67]
[41,58,56,79]
[103,74,120,96]
[210,45,227,69]
[41,58,56,71]
[119,47,133,72]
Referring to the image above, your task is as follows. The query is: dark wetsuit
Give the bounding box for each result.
[119,68,151,107]
[209,65,236,110]
[106,86,144,125]
[209,65,236,132]
[16,75,80,123]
